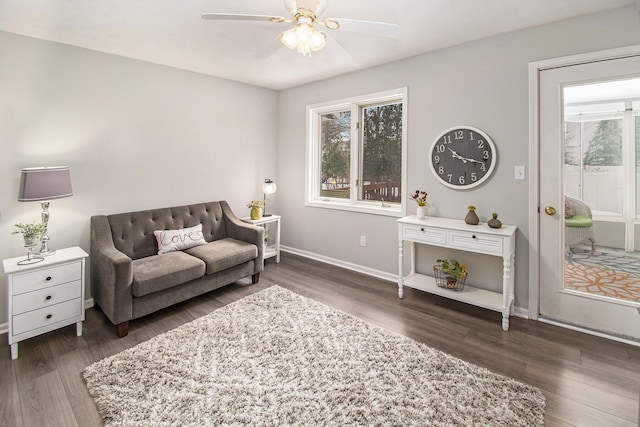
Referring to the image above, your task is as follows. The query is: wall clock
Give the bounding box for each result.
[429,126,497,190]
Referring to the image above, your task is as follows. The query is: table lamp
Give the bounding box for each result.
[262,179,277,217]
[18,166,73,256]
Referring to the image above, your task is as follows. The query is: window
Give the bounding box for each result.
[306,88,407,216]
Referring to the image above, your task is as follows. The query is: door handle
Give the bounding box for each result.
[544,206,556,216]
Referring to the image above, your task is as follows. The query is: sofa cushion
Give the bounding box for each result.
[132,252,206,297]
[185,238,258,275]
[154,223,207,254]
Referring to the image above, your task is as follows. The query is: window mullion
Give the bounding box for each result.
[349,104,359,205]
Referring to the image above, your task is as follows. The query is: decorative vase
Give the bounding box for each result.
[416,206,427,220]
[465,209,479,225]
[488,217,502,229]
[250,206,263,220]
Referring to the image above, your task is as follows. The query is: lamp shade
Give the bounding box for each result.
[263,179,277,195]
[18,166,73,201]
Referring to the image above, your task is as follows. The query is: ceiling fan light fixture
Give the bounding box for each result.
[280,22,326,56]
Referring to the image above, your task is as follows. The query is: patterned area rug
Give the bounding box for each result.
[565,251,640,302]
[83,286,545,426]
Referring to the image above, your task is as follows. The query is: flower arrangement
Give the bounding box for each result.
[467,205,476,211]
[410,190,428,206]
[246,200,265,209]
[12,222,47,244]
[435,259,467,279]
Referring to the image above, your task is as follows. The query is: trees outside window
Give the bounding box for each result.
[307,88,407,216]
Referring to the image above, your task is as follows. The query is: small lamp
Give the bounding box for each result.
[262,179,277,217]
[18,166,73,256]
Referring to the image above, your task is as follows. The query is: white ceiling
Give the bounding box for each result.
[0,0,636,90]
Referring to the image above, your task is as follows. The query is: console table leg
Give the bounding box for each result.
[11,343,18,360]
[398,239,404,299]
[76,321,83,336]
[502,310,510,331]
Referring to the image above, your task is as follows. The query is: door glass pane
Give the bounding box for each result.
[582,118,623,216]
[563,77,640,305]
[636,112,640,218]
[360,102,402,203]
[320,111,351,199]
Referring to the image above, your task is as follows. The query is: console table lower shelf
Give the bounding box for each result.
[402,272,513,325]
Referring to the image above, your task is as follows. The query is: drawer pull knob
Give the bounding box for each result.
[45,295,52,301]
[472,235,477,239]
[46,314,52,319]
[46,276,52,281]
[420,228,425,232]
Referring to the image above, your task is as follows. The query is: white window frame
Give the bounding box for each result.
[305,88,408,217]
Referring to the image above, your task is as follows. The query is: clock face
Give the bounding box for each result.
[429,126,497,190]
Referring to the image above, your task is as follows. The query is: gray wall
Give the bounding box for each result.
[276,6,640,311]
[0,31,278,325]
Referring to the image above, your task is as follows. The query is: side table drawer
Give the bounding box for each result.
[402,224,446,245]
[12,298,82,336]
[448,231,503,256]
[12,280,81,315]
[12,261,82,295]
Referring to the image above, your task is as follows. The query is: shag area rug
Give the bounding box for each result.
[84,286,545,426]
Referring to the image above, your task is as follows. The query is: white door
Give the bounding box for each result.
[539,53,640,341]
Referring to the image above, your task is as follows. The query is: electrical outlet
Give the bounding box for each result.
[515,165,525,180]
[360,236,366,247]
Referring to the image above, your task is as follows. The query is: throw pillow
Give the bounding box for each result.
[565,197,573,218]
[154,224,207,254]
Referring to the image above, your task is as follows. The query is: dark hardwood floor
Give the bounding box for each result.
[1,252,639,426]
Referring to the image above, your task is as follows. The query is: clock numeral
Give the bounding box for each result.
[454,130,464,140]
[471,172,477,182]
[436,144,446,153]
[481,163,487,172]
[477,140,484,149]
[447,174,453,182]
[442,135,452,144]
[469,132,475,140]
[458,176,465,185]
[438,166,445,175]
[434,155,440,164]
[483,150,490,160]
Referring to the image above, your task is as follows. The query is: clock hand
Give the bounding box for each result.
[447,147,483,164]
[447,147,467,163]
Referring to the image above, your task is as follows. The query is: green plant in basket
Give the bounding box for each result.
[436,259,467,279]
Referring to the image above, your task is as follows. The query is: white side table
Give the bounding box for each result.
[2,246,88,359]
[241,215,281,263]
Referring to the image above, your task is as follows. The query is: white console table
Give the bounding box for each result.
[398,215,516,331]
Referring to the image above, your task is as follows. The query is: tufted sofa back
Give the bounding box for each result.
[107,202,227,260]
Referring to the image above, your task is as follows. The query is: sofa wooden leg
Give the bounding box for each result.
[116,321,129,338]
[252,273,260,284]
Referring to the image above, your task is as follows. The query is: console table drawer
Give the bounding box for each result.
[402,224,446,245]
[12,298,82,336]
[448,231,503,256]
[11,261,82,295]
[12,280,81,315]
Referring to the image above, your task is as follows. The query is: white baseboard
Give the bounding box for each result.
[281,246,530,319]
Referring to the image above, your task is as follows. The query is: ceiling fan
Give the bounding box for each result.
[202,0,400,57]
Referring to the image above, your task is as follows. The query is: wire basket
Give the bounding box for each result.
[433,265,467,291]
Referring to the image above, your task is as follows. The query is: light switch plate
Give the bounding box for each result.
[515,165,525,180]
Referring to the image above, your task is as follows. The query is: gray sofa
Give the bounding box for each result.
[90,201,263,337]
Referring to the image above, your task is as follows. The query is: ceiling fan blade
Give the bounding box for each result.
[328,18,400,38]
[201,13,287,23]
